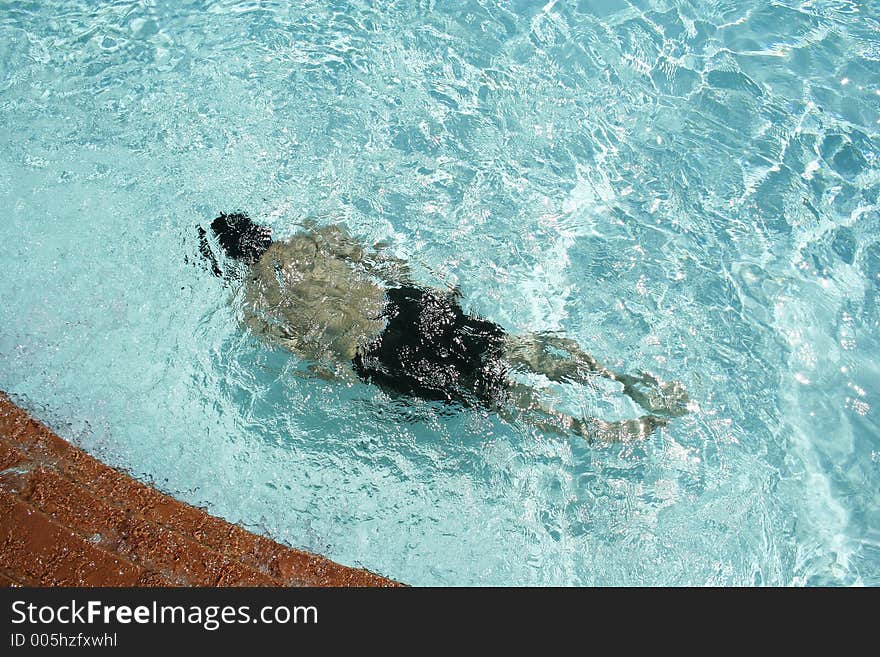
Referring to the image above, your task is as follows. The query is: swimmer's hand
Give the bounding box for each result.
[619,371,690,418]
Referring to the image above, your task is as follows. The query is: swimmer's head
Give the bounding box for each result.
[210,212,272,265]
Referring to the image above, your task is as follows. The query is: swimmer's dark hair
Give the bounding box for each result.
[198,212,272,277]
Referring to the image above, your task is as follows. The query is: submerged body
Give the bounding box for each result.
[243,233,387,364]
[241,224,509,406]
[202,214,689,442]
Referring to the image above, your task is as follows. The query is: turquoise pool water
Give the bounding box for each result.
[1,0,878,585]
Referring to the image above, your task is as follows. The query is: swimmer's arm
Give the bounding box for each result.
[241,271,289,344]
[310,224,414,286]
[362,250,415,286]
[197,226,223,277]
[314,224,366,263]
[291,362,358,384]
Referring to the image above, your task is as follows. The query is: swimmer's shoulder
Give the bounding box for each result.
[250,233,318,272]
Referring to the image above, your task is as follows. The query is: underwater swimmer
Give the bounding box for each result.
[199,213,689,443]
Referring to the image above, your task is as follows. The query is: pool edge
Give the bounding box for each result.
[0,391,402,587]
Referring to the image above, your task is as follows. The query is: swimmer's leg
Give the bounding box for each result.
[501,382,667,444]
[615,370,690,419]
[504,333,689,417]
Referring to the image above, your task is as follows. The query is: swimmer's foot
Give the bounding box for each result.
[619,371,690,418]
[574,414,667,444]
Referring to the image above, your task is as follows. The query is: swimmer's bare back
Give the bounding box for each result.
[198,213,690,443]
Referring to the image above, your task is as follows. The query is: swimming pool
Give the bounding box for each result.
[1,0,878,585]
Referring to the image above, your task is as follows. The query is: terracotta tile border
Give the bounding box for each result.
[0,392,401,587]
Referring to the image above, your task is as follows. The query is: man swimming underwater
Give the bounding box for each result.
[199,213,689,443]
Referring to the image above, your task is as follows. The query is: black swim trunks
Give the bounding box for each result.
[352,286,510,407]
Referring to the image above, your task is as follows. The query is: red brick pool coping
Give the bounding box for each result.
[0,392,399,587]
